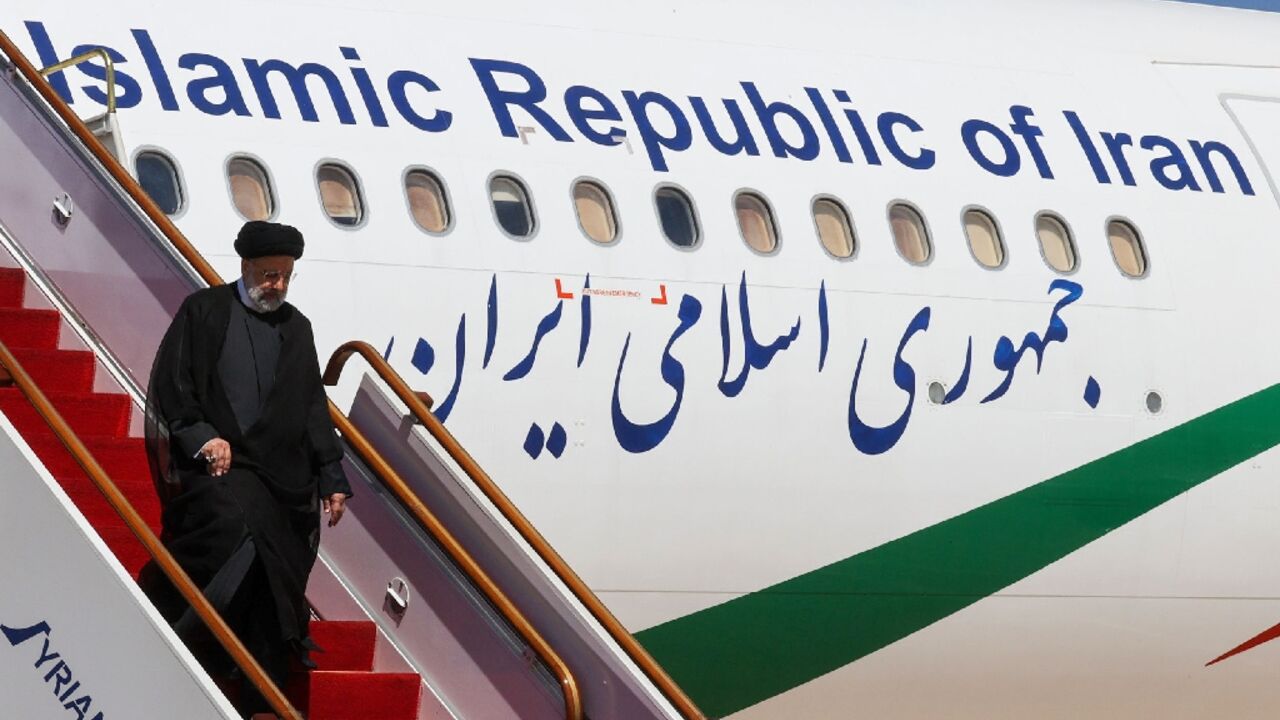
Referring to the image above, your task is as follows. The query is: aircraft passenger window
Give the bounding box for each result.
[963,208,1005,269]
[735,192,779,254]
[654,186,700,248]
[490,175,535,238]
[1107,219,1147,278]
[317,163,364,227]
[227,156,274,221]
[135,150,184,215]
[405,169,451,234]
[813,198,855,259]
[889,203,931,264]
[573,180,618,244]
[1035,212,1076,273]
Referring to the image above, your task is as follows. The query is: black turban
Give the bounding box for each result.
[234,221,305,260]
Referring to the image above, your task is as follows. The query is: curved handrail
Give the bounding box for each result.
[0,340,303,720]
[3,28,593,717]
[39,49,118,114]
[324,341,707,720]
[328,398,583,720]
[0,31,221,286]
[0,33,584,719]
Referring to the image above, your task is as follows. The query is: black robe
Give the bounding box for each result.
[140,282,350,693]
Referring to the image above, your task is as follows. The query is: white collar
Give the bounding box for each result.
[234,278,256,309]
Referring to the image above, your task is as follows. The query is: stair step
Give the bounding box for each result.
[288,671,421,720]
[0,267,22,307]
[9,347,95,393]
[61,479,161,524]
[0,307,60,349]
[0,388,132,438]
[309,621,377,672]
[85,436,149,480]
[25,435,149,483]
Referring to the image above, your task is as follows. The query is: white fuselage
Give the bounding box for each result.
[4,0,1280,715]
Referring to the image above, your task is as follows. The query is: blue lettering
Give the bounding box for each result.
[524,423,545,459]
[1190,139,1255,195]
[34,636,60,668]
[847,307,930,455]
[1063,110,1110,184]
[243,57,356,124]
[833,90,881,165]
[130,28,179,111]
[387,69,452,132]
[63,694,93,718]
[741,81,820,161]
[806,88,852,163]
[718,272,801,398]
[877,111,935,170]
[943,338,972,404]
[484,274,498,369]
[612,294,702,453]
[468,58,571,141]
[341,47,388,127]
[179,52,251,117]
[564,85,624,145]
[689,95,759,157]
[1101,131,1137,186]
[578,275,592,367]
[981,280,1082,404]
[1141,135,1201,191]
[817,280,830,372]
[24,22,71,101]
[504,301,564,381]
[436,315,466,423]
[2,620,51,646]
[961,118,1020,177]
[43,658,70,685]
[1008,105,1053,179]
[621,89,692,172]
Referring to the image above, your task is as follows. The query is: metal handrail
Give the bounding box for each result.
[324,341,707,720]
[0,30,585,719]
[0,339,302,720]
[328,397,583,720]
[0,31,221,286]
[39,48,118,114]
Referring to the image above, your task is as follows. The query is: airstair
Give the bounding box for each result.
[0,31,703,720]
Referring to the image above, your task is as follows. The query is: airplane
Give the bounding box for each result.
[2,0,1280,717]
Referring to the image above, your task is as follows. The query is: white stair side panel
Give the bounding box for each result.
[0,410,237,719]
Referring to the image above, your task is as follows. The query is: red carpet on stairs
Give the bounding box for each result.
[0,267,422,719]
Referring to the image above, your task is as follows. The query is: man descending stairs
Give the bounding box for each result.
[0,266,422,719]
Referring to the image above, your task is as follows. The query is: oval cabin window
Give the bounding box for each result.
[405,169,450,234]
[735,192,779,254]
[1107,219,1147,277]
[490,175,535,238]
[813,198,855,259]
[655,186,699,248]
[135,150,184,215]
[964,209,1005,269]
[1036,213,1076,273]
[227,156,274,221]
[889,203,931,264]
[573,180,618,244]
[317,163,364,227]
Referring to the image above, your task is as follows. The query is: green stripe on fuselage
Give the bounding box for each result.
[637,383,1280,718]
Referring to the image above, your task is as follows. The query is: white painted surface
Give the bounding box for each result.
[0,411,236,719]
[2,1,1280,716]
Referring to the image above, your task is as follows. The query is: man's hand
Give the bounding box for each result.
[199,438,232,477]
[322,493,347,527]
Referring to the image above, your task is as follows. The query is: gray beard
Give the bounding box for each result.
[247,285,286,313]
